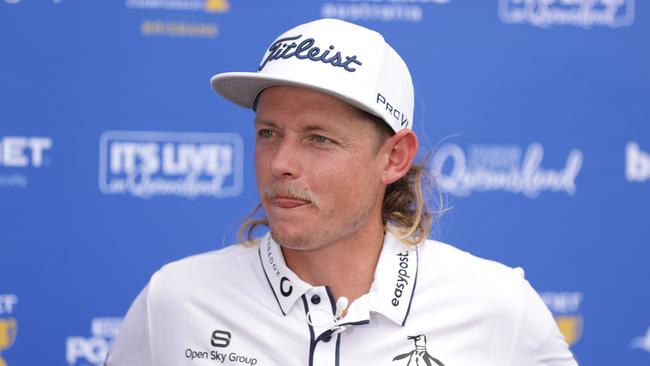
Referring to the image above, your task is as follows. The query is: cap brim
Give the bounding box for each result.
[210,72,378,116]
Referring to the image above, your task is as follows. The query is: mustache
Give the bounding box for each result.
[263,183,321,208]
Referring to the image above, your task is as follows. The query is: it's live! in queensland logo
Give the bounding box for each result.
[430,143,583,198]
[498,0,635,28]
[99,131,243,199]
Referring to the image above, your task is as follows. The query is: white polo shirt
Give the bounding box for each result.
[106,232,578,366]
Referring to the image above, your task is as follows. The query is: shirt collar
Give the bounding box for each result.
[367,230,420,326]
[257,233,311,315]
[258,231,420,325]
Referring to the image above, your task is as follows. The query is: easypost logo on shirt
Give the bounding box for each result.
[391,251,413,307]
[99,131,243,199]
[431,143,583,198]
[498,0,635,28]
[66,317,122,366]
[0,136,53,188]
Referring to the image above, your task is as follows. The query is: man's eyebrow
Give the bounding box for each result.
[254,119,277,127]
[253,120,333,133]
[301,124,330,133]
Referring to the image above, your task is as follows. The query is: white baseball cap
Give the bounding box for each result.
[210,18,414,132]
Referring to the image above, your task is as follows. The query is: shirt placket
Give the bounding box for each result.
[302,287,340,366]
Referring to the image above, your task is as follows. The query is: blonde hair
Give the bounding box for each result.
[381,161,435,245]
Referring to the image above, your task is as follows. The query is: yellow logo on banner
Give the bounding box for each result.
[0,318,17,366]
[204,0,229,12]
[556,315,583,346]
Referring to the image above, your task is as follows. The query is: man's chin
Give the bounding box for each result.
[269,227,315,251]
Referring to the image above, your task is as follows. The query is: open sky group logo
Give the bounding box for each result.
[0,294,18,366]
[184,329,258,365]
[626,142,650,183]
[499,0,635,28]
[430,143,583,198]
[320,0,450,23]
[66,318,122,366]
[99,131,243,200]
[0,136,53,189]
[539,292,583,346]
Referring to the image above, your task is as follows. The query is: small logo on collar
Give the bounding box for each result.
[280,276,293,297]
[392,335,445,366]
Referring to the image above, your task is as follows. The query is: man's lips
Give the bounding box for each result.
[271,196,311,208]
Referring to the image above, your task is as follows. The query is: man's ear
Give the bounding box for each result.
[381,130,418,185]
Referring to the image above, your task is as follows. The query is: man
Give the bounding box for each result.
[106,19,578,366]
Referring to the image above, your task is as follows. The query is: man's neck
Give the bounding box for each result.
[281,221,385,304]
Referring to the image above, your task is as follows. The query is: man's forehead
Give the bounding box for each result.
[255,85,358,109]
[254,86,371,127]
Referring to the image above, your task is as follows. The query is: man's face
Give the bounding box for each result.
[254,86,387,251]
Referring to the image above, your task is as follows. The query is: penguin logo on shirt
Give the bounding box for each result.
[392,335,445,366]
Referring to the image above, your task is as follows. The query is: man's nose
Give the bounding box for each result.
[269,138,301,179]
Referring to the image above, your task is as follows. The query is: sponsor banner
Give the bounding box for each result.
[0,294,18,366]
[540,292,583,346]
[626,142,650,183]
[126,0,229,12]
[66,318,122,366]
[320,0,450,23]
[141,20,218,38]
[0,136,53,189]
[126,0,229,38]
[3,0,61,4]
[498,0,635,28]
[99,131,244,200]
[430,143,583,198]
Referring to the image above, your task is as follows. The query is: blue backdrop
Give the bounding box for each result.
[1,1,649,365]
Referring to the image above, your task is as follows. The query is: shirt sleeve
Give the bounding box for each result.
[509,275,579,366]
[104,285,155,366]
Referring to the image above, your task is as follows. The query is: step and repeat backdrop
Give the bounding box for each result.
[1,0,649,365]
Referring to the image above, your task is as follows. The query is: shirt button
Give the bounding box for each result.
[310,295,321,305]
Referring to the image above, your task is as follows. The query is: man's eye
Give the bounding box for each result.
[311,135,330,144]
[257,129,274,138]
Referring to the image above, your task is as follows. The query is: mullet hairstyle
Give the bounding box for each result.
[238,109,444,246]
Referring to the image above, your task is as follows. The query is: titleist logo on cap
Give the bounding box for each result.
[258,34,363,73]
